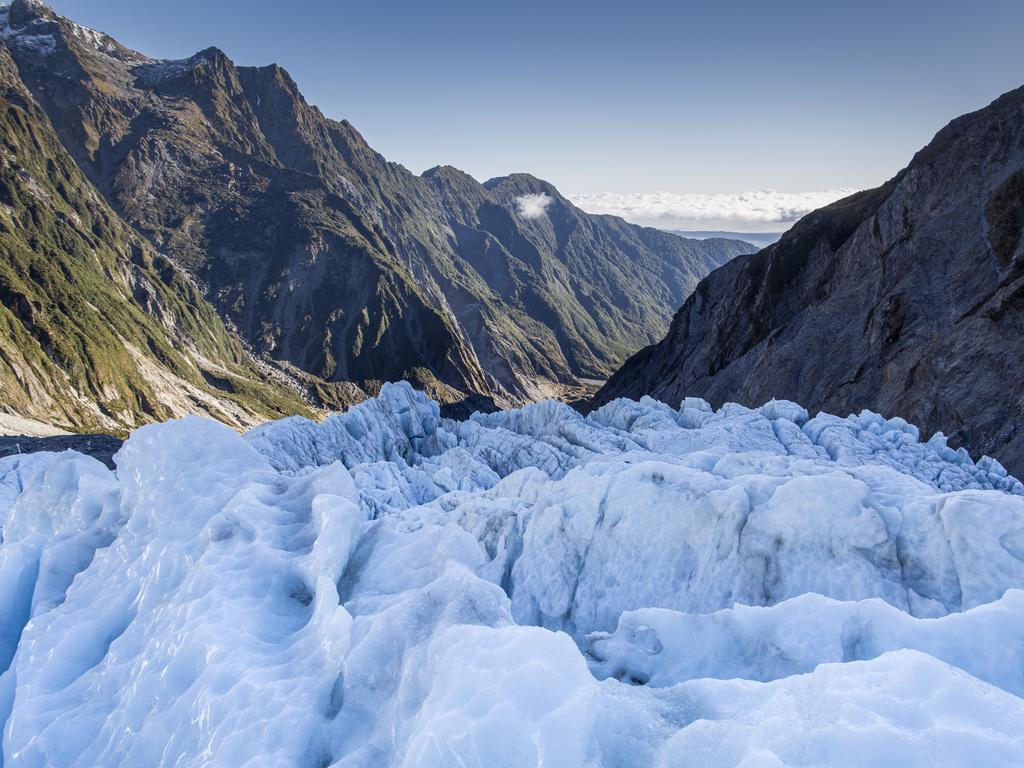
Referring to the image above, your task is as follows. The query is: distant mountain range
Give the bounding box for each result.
[0,0,751,433]
[596,84,1024,476]
[671,230,783,249]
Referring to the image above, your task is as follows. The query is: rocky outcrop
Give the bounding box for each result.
[595,85,1024,475]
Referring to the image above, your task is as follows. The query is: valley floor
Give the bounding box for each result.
[1,383,1023,766]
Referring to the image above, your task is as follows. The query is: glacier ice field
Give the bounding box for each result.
[2,382,1024,766]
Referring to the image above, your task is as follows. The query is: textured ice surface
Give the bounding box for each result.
[3,382,1024,766]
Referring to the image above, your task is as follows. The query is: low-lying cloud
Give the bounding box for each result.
[567,189,857,231]
[515,193,555,220]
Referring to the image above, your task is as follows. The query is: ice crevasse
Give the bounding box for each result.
[2,381,1024,766]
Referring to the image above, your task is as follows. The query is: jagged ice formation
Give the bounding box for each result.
[2,382,1024,766]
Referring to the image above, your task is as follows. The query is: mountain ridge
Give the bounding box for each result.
[0,0,751,426]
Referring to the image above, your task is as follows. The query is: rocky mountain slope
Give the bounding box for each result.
[0,0,750,418]
[595,84,1024,475]
[0,32,312,435]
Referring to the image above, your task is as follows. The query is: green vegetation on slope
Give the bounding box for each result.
[0,43,312,434]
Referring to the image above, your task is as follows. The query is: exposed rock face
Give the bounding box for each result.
[595,85,1024,475]
[0,0,751,413]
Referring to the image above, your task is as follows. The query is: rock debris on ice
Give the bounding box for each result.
[2,382,1024,766]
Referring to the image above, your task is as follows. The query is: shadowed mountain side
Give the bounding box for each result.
[595,84,1024,476]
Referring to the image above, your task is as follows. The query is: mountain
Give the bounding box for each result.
[595,84,1024,475]
[672,230,783,249]
[0,31,313,435]
[0,0,752,420]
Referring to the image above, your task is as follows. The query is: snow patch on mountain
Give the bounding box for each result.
[2,382,1024,765]
[0,6,55,56]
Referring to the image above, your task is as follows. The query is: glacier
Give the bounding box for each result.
[2,381,1024,766]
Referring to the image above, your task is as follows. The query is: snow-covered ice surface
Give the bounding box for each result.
[3,381,1024,766]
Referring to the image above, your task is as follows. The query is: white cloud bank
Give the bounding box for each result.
[567,189,858,231]
[515,192,554,220]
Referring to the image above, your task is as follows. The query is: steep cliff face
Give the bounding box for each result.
[595,85,1024,475]
[1,0,750,412]
[0,35,312,434]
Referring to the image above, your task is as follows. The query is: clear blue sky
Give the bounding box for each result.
[46,1,1024,205]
